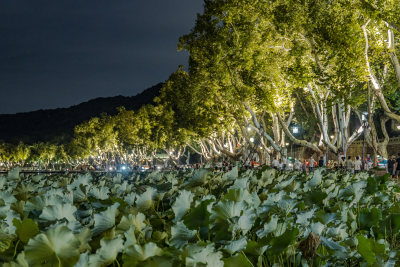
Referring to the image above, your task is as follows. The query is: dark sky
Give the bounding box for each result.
[0,0,203,114]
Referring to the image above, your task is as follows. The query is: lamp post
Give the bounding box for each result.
[361,112,368,170]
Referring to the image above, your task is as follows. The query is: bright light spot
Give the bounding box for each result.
[250,137,254,143]
[247,127,251,132]
[286,143,289,146]
[330,135,334,139]
[259,146,263,150]
[292,127,299,134]
[109,167,113,171]
[169,151,173,155]
[121,166,126,170]
[397,125,400,130]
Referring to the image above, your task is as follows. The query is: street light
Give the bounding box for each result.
[291,126,300,159]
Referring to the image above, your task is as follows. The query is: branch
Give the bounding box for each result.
[276,112,322,154]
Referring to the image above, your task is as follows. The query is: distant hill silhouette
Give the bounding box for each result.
[0,83,163,144]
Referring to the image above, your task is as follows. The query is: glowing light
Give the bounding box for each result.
[286,143,289,146]
[292,127,299,134]
[250,137,254,143]
[330,135,334,139]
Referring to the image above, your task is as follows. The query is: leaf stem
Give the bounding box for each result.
[13,240,20,258]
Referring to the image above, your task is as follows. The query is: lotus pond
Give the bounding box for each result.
[0,167,400,266]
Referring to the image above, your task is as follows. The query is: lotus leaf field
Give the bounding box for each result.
[1,167,400,266]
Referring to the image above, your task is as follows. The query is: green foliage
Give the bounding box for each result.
[13,218,39,244]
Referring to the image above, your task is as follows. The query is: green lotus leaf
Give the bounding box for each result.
[88,187,110,200]
[88,236,124,267]
[320,236,347,254]
[124,192,137,205]
[73,184,88,202]
[135,187,157,210]
[357,235,376,265]
[40,203,77,222]
[185,169,209,186]
[257,215,279,238]
[172,190,194,222]
[122,242,163,265]
[2,251,29,267]
[183,199,213,230]
[124,226,137,248]
[0,229,15,252]
[229,177,249,190]
[169,221,196,248]
[210,200,245,223]
[356,235,386,265]
[0,191,17,205]
[359,208,382,230]
[131,256,175,267]
[13,218,39,244]
[244,240,269,256]
[8,167,21,181]
[24,224,80,267]
[296,209,315,226]
[223,188,251,203]
[76,227,91,252]
[304,190,327,207]
[223,253,253,267]
[74,252,89,267]
[268,228,299,256]
[303,169,323,191]
[310,222,325,236]
[237,209,256,235]
[222,166,238,181]
[117,213,146,233]
[92,202,119,236]
[316,211,338,225]
[224,237,248,255]
[274,176,295,190]
[183,243,220,267]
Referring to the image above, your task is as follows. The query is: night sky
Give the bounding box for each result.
[0,0,203,114]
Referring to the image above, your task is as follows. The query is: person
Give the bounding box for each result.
[302,160,307,172]
[282,157,288,170]
[396,153,400,178]
[339,157,346,170]
[354,156,362,174]
[294,159,302,171]
[309,157,315,172]
[346,156,353,172]
[279,159,284,171]
[387,155,396,177]
[272,158,279,170]
[318,157,324,167]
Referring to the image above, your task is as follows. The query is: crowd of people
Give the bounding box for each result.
[269,153,400,176]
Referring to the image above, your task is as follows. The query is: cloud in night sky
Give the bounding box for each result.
[0,0,203,114]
